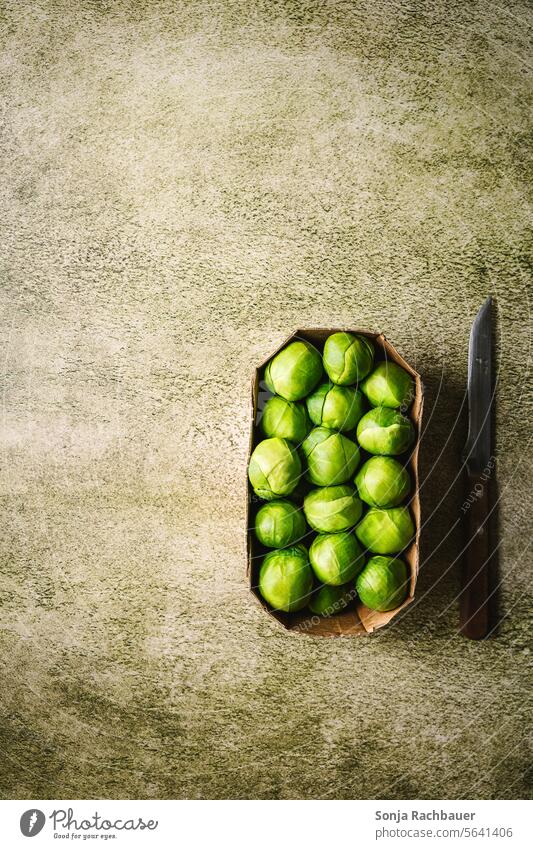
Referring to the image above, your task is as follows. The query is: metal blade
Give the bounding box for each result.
[462,297,493,471]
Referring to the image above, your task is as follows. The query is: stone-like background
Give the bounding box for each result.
[1,0,531,799]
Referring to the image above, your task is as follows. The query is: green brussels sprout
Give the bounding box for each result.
[264,340,323,401]
[248,437,301,500]
[355,456,411,508]
[254,500,307,548]
[258,545,313,612]
[260,395,310,443]
[306,383,366,432]
[309,583,355,616]
[323,332,374,385]
[302,427,360,486]
[356,555,409,611]
[355,506,414,554]
[309,531,365,585]
[356,407,414,455]
[361,361,415,408]
[303,484,363,533]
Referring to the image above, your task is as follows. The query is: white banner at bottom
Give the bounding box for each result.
[1,799,530,849]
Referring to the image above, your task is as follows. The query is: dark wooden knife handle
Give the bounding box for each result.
[460,471,491,639]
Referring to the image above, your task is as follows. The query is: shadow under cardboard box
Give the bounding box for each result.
[246,327,424,637]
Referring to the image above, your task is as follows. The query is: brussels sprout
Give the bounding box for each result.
[264,340,323,401]
[356,407,414,455]
[258,545,313,612]
[255,500,307,548]
[355,456,411,508]
[248,437,301,500]
[309,583,355,616]
[306,383,366,432]
[361,361,415,409]
[303,484,363,533]
[309,531,365,585]
[302,427,360,486]
[356,555,409,611]
[323,332,374,385]
[260,395,310,443]
[355,506,414,554]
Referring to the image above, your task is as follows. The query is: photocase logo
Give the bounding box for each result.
[18,806,159,838]
[20,810,46,837]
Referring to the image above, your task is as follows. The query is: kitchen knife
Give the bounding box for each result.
[460,297,494,639]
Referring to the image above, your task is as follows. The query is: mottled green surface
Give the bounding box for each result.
[1,0,532,800]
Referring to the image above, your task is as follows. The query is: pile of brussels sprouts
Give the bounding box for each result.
[248,332,417,620]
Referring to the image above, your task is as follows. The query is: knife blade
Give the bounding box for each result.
[460,297,494,639]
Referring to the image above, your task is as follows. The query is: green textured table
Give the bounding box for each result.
[1,0,531,799]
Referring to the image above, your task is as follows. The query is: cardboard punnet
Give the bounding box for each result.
[246,328,424,637]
